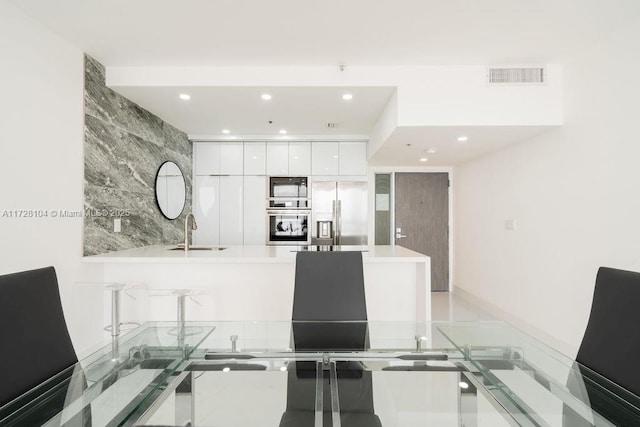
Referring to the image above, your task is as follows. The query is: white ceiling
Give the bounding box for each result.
[370,126,556,167]
[10,0,640,66]
[114,86,395,137]
[10,0,640,165]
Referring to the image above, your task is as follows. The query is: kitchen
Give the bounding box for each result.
[78,53,432,327]
[191,143,368,248]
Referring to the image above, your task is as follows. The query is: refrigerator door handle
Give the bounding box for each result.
[336,200,342,245]
[332,200,337,245]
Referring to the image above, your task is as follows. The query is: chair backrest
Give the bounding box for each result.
[285,252,381,426]
[576,266,640,397]
[292,251,369,352]
[292,251,367,321]
[0,266,78,408]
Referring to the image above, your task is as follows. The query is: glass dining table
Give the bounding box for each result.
[1,320,639,426]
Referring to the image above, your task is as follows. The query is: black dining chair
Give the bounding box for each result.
[0,266,87,425]
[280,251,382,427]
[563,267,640,425]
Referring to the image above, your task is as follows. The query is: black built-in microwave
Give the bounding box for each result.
[267,177,310,209]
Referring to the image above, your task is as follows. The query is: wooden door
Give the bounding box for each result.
[395,173,449,291]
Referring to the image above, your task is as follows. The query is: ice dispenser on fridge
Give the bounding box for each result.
[316,220,333,239]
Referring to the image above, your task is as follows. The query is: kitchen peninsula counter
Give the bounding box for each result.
[83,244,428,264]
[85,245,431,323]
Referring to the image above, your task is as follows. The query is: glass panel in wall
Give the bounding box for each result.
[374,174,391,245]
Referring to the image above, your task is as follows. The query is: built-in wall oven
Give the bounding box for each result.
[266,210,311,245]
[266,177,311,245]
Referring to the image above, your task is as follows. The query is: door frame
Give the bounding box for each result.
[368,166,454,292]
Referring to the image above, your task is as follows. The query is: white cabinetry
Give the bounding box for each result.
[193,176,220,245]
[219,176,244,245]
[219,143,244,175]
[266,142,289,175]
[312,142,339,175]
[194,143,221,175]
[194,142,243,176]
[244,142,266,175]
[193,176,244,246]
[193,142,243,246]
[288,142,311,175]
[243,176,267,245]
[338,142,367,175]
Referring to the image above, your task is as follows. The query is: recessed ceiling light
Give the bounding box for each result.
[222,129,230,134]
[179,93,191,100]
[342,93,353,101]
[459,381,469,389]
[279,129,287,134]
[427,148,437,154]
[419,157,428,162]
[457,136,469,142]
[261,93,272,101]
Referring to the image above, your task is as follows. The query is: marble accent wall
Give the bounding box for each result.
[83,55,192,256]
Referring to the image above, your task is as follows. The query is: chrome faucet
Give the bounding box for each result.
[184,212,198,251]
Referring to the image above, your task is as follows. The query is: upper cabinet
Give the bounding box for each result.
[194,142,221,175]
[266,142,289,176]
[288,142,311,176]
[195,140,367,177]
[244,142,266,175]
[194,142,243,175]
[338,142,367,175]
[312,142,340,175]
[219,142,244,175]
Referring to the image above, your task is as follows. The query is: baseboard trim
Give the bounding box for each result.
[452,286,577,358]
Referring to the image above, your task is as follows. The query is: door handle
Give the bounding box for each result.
[396,233,407,239]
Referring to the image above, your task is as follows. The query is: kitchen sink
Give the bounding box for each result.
[170,246,227,251]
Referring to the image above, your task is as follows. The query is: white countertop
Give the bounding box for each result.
[83,245,428,264]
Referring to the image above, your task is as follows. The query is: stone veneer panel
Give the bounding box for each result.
[83,55,192,256]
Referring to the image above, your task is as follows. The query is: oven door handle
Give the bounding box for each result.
[267,197,311,201]
[266,210,311,215]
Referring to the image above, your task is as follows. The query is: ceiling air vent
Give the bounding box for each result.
[488,67,545,84]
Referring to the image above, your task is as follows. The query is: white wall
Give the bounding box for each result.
[0,0,103,355]
[368,90,398,157]
[396,65,563,127]
[454,16,640,355]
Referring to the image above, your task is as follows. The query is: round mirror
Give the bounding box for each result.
[155,161,186,220]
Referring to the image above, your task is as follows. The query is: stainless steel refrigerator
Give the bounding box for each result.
[311,181,368,245]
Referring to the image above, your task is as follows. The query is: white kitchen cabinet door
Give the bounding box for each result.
[312,142,339,175]
[266,142,289,176]
[243,176,267,245]
[219,142,244,175]
[193,176,220,245]
[338,142,367,175]
[243,142,266,175]
[194,143,220,175]
[219,176,244,245]
[288,142,311,176]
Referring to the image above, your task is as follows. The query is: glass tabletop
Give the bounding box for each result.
[2,320,640,426]
[437,322,640,426]
[0,322,215,427]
